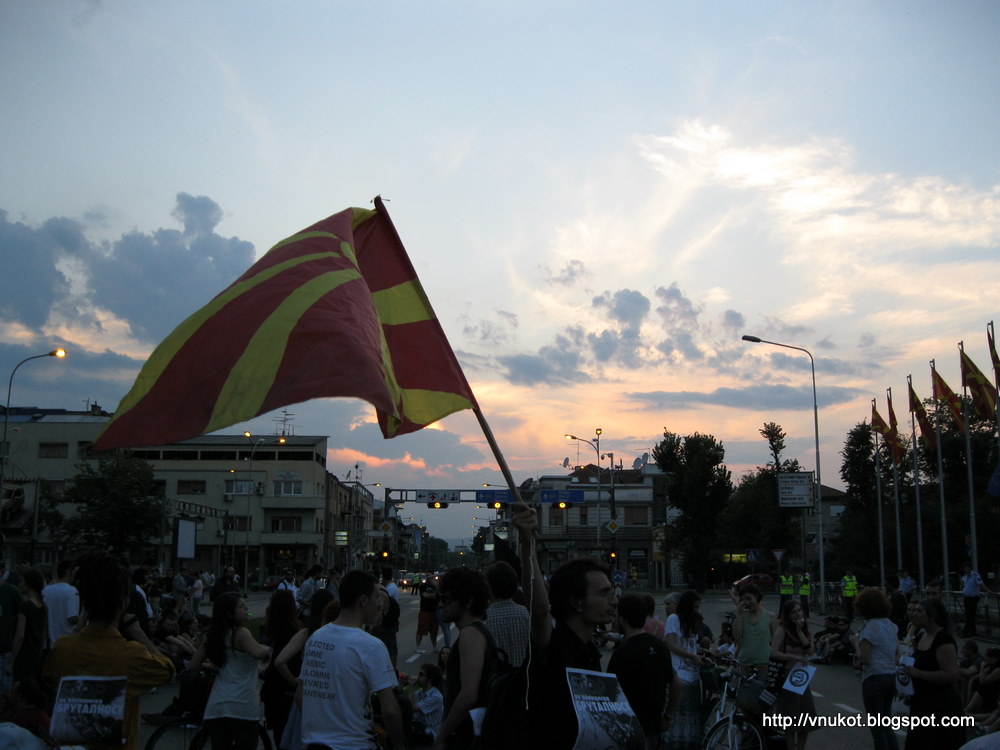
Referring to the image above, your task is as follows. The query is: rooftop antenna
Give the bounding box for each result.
[273,408,296,436]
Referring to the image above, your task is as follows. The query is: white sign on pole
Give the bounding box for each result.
[773,549,785,562]
[777,471,814,508]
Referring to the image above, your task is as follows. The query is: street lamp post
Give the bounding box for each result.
[242,432,285,594]
[1,349,67,497]
[742,335,826,614]
[566,428,603,547]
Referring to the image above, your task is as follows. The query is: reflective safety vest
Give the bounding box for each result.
[798,575,811,596]
[780,574,794,594]
[842,575,858,596]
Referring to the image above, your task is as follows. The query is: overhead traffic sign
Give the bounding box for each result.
[539,489,585,503]
[476,489,514,503]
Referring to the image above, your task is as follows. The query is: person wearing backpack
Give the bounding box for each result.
[371,575,402,669]
[434,567,492,750]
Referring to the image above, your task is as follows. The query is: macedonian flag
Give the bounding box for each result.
[960,349,998,421]
[94,198,478,450]
[931,366,964,435]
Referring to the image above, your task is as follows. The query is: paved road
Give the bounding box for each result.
[136,589,967,750]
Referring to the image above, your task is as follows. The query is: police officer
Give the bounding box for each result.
[779,570,794,611]
[798,569,811,619]
[840,569,858,619]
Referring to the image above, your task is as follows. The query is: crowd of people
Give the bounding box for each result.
[0,515,994,750]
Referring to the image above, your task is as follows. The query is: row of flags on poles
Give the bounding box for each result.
[870,323,1000,494]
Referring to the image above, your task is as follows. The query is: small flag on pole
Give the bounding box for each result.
[885,389,907,463]
[908,380,936,450]
[931,365,965,434]
[94,198,478,450]
[960,348,998,421]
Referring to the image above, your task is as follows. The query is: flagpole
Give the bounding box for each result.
[907,374,926,589]
[887,389,904,574]
[872,401,886,589]
[473,408,525,506]
[959,342,980,572]
[990,321,1000,473]
[931,360,951,587]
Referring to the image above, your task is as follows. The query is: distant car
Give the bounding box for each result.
[732,573,774,590]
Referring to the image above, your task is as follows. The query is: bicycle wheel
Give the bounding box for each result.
[144,716,203,750]
[187,722,273,750]
[703,715,766,750]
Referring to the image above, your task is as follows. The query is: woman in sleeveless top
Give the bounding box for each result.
[771,599,817,750]
[903,599,964,750]
[189,593,271,750]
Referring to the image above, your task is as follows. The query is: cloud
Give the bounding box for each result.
[722,309,745,332]
[497,327,590,385]
[592,288,651,328]
[540,259,586,286]
[0,211,78,330]
[626,383,865,411]
[86,193,255,343]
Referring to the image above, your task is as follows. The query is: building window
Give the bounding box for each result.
[225,479,253,495]
[624,506,647,526]
[549,507,564,526]
[38,443,69,459]
[225,516,252,532]
[273,480,303,496]
[177,480,207,495]
[579,507,588,525]
[271,517,301,532]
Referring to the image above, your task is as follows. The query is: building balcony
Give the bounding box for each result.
[260,531,324,546]
[259,495,325,510]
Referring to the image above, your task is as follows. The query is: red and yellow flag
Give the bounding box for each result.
[885,391,907,463]
[94,198,478,449]
[872,401,893,447]
[931,367,964,434]
[960,349,998,421]
[908,381,936,450]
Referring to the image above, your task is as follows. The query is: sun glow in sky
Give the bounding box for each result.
[1,1,998,543]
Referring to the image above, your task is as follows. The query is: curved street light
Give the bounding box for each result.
[242,431,285,594]
[566,428,602,545]
[1,349,67,504]
[742,334,826,613]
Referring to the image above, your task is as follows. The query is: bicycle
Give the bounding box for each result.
[700,654,775,750]
[144,715,273,750]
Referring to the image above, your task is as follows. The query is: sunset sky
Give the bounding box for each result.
[2,2,998,544]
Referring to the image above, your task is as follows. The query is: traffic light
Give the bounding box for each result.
[381,549,391,559]
[487,501,507,511]
[557,501,568,509]
[427,501,449,509]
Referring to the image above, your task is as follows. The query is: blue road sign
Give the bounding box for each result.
[475,489,514,503]
[539,489,585,503]
[747,548,760,563]
[612,570,626,585]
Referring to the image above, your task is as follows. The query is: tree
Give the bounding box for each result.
[719,422,801,566]
[653,430,732,590]
[55,453,164,561]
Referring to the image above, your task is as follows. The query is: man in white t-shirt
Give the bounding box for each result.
[276,568,298,601]
[42,559,79,647]
[298,570,406,750]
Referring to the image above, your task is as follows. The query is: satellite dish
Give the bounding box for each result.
[632,458,642,470]
[562,457,570,468]
[345,470,352,481]
[641,452,649,464]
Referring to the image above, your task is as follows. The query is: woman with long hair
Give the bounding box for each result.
[188,593,271,750]
[903,598,964,750]
[771,598,817,750]
[260,590,303,745]
[663,590,704,750]
[8,568,47,692]
[852,588,899,750]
